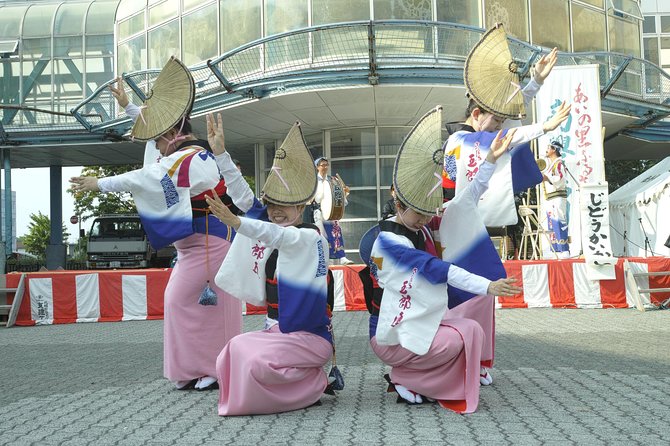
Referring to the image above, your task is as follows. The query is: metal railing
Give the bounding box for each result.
[4,20,667,138]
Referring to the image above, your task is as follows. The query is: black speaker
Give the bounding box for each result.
[665,234,670,249]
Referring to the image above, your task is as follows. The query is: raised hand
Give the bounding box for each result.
[487,277,522,296]
[206,112,226,156]
[486,128,517,163]
[534,47,558,84]
[109,77,129,108]
[542,101,572,133]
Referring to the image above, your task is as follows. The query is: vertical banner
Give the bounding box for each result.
[535,65,605,259]
[581,182,616,280]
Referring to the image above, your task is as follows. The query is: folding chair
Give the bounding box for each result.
[518,205,558,260]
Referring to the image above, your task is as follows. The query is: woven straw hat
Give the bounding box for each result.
[262,122,317,206]
[130,56,195,141]
[464,23,526,120]
[393,106,444,216]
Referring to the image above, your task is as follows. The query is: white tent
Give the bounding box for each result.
[609,157,670,257]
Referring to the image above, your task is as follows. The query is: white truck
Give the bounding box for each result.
[86,214,175,269]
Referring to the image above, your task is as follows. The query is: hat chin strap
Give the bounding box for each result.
[396,207,416,232]
[274,205,301,227]
[159,117,188,156]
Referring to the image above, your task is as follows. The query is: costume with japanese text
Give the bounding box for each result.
[369,161,502,413]
[98,139,247,386]
[213,122,334,416]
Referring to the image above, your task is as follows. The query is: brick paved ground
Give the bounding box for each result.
[1,308,669,445]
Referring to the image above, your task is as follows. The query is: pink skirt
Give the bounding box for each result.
[371,317,483,413]
[163,233,242,382]
[217,325,333,416]
[446,295,495,367]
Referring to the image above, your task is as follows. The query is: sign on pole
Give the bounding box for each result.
[535,65,605,259]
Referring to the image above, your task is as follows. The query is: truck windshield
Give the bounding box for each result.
[91,219,145,240]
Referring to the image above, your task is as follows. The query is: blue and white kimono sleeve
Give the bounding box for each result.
[441,161,507,307]
[98,147,221,249]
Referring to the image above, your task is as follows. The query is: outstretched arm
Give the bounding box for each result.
[70,168,144,193]
[508,101,571,147]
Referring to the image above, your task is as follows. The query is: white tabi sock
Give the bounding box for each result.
[195,376,217,389]
[395,384,423,404]
[480,367,493,386]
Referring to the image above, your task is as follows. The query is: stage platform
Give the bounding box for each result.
[5,258,669,326]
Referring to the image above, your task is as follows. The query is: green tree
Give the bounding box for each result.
[243,175,256,193]
[71,234,88,261]
[69,165,141,226]
[605,159,659,193]
[22,212,70,259]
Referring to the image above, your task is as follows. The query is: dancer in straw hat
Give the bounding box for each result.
[365,107,521,413]
[444,26,564,210]
[70,57,253,392]
[443,25,571,386]
[205,116,340,416]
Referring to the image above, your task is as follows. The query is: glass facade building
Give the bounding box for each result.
[642,0,670,72]
[116,0,642,72]
[0,1,120,127]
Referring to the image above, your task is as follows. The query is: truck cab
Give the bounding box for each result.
[86,215,174,269]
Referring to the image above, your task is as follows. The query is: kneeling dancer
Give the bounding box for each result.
[367,107,521,413]
[207,121,335,416]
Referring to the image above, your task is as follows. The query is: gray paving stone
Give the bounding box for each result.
[2,309,670,445]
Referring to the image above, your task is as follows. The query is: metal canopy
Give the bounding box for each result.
[3,20,670,164]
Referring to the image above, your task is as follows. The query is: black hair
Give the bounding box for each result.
[550,140,563,156]
[465,98,484,119]
[172,117,192,135]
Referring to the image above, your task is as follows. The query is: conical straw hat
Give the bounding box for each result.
[464,23,525,120]
[393,106,444,216]
[130,56,195,141]
[262,122,318,206]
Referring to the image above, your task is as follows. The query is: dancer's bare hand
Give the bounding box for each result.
[487,277,522,296]
[109,77,129,108]
[205,189,240,229]
[206,113,226,156]
[486,128,517,162]
[534,48,558,84]
[69,176,99,192]
[543,101,571,133]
